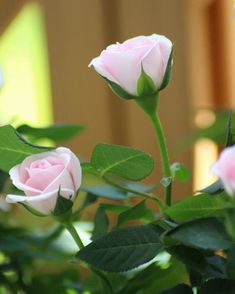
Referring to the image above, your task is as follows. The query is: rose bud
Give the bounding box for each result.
[211,145,235,196]
[89,34,173,99]
[6,147,82,215]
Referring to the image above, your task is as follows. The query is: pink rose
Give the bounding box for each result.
[89,34,172,97]
[6,147,82,215]
[211,146,235,196]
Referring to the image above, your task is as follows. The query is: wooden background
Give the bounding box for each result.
[1,0,234,202]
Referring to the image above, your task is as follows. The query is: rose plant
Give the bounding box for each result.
[0,34,235,293]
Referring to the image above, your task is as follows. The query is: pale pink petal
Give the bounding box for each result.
[57,147,82,191]
[9,165,42,194]
[6,188,74,214]
[43,168,75,194]
[89,56,119,84]
[100,46,150,95]
[25,164,64,192]
[142,44,164,89]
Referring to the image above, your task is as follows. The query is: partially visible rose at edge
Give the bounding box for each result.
[211,145,235,196]
[6,147,82,215]
[89,34,173,96]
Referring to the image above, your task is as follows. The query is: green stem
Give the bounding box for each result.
[103,176,166,210]
[149,112,172,206]
[64,222,113,294]
[64,222,84,249]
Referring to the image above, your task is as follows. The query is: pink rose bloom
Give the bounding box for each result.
[211,146,235,196]
[89,34,172,96]
[6,147,82,215]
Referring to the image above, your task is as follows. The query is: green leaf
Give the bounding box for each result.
[159,48,173,91]
[100,203,130,213]
[225,111,234,147]
[160,284,193,294]
[164,193,233,223]
[168,245,226,279]
[104,77,134,100]
[171,162,190,182]
[17,123,85,142]
[117,200,154,226]
[77,224,164,272]
[81,185,127,200]
[200,180,224,195]
[92,207,109,241]
[162,218,233,250]
[199,279,235,294]
[137,66,157,97]
[91,144,154,181]
[167,245,208,274]
[0,125,51,172]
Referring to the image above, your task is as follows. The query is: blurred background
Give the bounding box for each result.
[1,0,235,201]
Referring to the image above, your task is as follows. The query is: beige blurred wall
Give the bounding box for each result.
[37,0,193,201]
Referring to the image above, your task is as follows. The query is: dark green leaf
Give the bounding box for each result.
[159,284,193,294]
[17,123,85,142]
[200,180,224,195]
[77,224,164,272]
[167,246,208,274]
[168,246,226,279]
[137,66,157,97]
[92,207,109,241]
[171,162,190,182]
[162,218,233,250]
[0,125,51,172]
[164,193,233,223]
[91,144,154,181]
[81,185,127,200]
[117,200,154,226]
[199,279,235,294]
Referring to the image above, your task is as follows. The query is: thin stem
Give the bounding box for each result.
[149,112,172,206]
[103,176,166,210]
[64,222,114,294]
[64,222,84,249]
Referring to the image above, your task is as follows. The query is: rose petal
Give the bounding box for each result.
[6,188,74,214]
[25,164,64,192]
[100,46,150,95]
[89,56,119,84]
[10,165,42,195]
[57,147,82,191]
[142,44,165,89]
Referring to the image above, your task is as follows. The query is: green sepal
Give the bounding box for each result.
[137,65,157,97]
[103,77,135,100]
[159,47,173,91]
[19,203,47,217]
[135,94,158,116]
[53,190,74,222]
